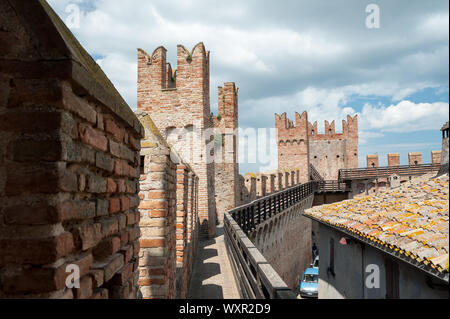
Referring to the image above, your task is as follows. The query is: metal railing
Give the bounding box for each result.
[338,163,441,181]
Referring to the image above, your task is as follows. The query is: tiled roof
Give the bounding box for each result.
[305,173,449,279]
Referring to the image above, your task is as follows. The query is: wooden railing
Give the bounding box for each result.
[316,180,350,192]
[310,164,324,181]
[338,163,441,181]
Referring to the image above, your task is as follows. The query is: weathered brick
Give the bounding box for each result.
[107,178,117,193]
[59,200,96,221]
[93,237,121,260]
[96,151,114,172]
[96,198,109,217]
[1,253,91,294]
[89,269,105,289]
[86,174,107,194]
[129,135,141,151]
[129,225,140,242]
[93,253,124,282]
[79,123,108,152]
[109,139,121,158]
[120,244,133,264]
[110,262,133,286]
[74,223,102,251]
[119,231,129,247]
[0,232,74,265]
[105,117,125,142]
[120,196,130,211]
[109,197,121,215]
[101,217,119,238]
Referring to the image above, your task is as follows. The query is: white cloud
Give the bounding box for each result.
[359,100,449,133]
[45,0,449,174]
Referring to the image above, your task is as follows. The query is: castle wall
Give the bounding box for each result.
[251,196,314,290]
[136,112,199,299]
[137,44,216,237]
[0,0,143,299]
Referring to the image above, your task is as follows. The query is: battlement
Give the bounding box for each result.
[276,111,359,180]
[307,115,358,140]
[214,82,238,130]
[137,43,210,103]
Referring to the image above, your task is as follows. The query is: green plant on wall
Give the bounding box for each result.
[186,53,192,62]
[214,133,224,148]
[217,114,222,121]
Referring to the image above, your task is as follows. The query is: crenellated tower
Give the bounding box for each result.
[276,112,359,181]
[137,43,216,236]
[275,111,310,183]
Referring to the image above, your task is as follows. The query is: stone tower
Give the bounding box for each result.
[275,112,359,181]
[212,83,240,220]
[137,43,216,236]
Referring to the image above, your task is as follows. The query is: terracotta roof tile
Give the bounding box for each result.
[305,173,449,275]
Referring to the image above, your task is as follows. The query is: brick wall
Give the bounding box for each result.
[432,151,442,165]
[137,44,217,237]
[0,0,143,299]
[367,154,379,168]
[213,83,239,221]
[388,153,400,167]
[409,152,422,166]
[136,112,199,299]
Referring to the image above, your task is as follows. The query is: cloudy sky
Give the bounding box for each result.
[48,0,449,174]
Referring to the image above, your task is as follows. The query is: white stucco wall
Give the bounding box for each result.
[318,224,448,299]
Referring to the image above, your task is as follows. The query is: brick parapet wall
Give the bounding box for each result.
[408,152,422,166]
[136,112,198,299]
[0,0,143,299]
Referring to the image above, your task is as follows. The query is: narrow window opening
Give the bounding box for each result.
[140,156,145,174]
